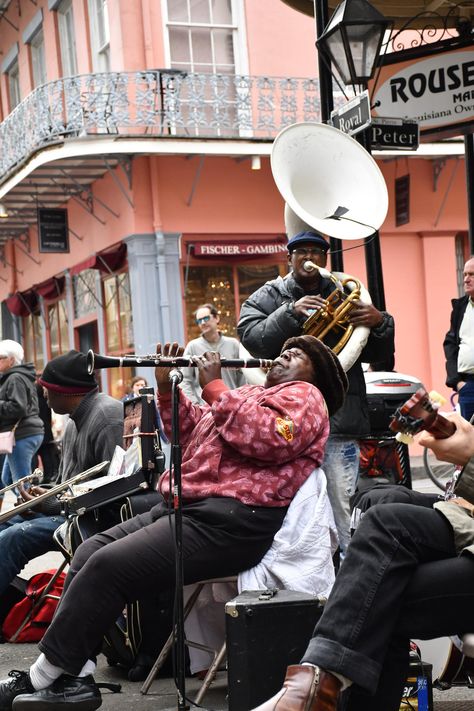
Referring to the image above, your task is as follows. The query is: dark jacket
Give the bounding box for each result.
[0,363,44,440]
[238,273,395,437]
[42,389,124,515]
[443,295,470,389]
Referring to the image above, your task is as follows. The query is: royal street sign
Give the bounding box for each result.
[330,91,371,136]
[372,45,474,139]
[371,118,419,150]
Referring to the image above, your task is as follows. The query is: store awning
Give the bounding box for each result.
[35,276,66,300]
[70,243,127,276]
[5,289,39,317]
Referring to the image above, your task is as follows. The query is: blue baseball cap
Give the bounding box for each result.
[287,230,330,253]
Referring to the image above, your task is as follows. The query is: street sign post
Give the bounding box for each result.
[330,91,371,136]
[371,118,419,150]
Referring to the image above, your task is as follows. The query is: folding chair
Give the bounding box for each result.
[140,576,237,703]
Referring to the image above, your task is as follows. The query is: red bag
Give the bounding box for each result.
[1,569,66,643]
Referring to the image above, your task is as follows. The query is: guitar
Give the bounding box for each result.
[389,387,456,443]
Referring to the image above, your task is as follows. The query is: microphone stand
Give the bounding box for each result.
[168,368,188,711]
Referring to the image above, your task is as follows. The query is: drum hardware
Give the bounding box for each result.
[0,468,43,499]
[0,461,110,525]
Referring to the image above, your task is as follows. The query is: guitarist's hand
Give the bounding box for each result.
[418,413,474,467]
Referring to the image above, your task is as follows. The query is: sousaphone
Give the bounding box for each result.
[271,121,389,372]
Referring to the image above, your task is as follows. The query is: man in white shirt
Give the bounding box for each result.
[180,303,246,404]
[444,256,474,421]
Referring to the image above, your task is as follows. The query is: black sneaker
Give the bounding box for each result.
[12,675,102,711]
[0,671,34,711]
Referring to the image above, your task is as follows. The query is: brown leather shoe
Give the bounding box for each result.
[250,664,341,711]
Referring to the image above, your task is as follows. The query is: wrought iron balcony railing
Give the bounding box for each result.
[0,70,342,181]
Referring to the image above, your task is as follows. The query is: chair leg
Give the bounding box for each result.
[140,583,205,695]
[194,642,227,705]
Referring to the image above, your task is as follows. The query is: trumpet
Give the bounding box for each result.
[0,468,43,499]
[87,350,273,374]
[301,260,364,356]
[0,461,110,525]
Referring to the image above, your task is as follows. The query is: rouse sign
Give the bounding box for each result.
[372,45,474,139]
[371,119,419,150]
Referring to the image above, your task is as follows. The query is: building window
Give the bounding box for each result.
[48,299,69,358]
[88,0,111,72]
[73,269,99,319]
[23,313,45,371]
[103,271,133,353]
[31,29,47,87]
[165,0,236,75]
[8,60,21,110]
[102,271,133,399]
[58,0,78,77]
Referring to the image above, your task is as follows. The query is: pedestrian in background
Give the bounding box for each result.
[122,375,148,402]
[0,340,43,511]
[181,303,246,404]
[444,255,474,422]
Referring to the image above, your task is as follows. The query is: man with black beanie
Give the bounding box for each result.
[0,350,123,605]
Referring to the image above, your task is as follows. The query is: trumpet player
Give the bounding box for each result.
[238,230,395,557]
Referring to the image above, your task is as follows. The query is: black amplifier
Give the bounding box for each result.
[225,589,325,711]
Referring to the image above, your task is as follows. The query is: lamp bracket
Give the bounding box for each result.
[433,158,447,191]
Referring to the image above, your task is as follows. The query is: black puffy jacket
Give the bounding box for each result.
[238,273,395,437]
[0,363,44,440]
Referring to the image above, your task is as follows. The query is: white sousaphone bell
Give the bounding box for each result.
[272,122,389,373]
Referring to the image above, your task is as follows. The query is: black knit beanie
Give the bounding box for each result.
[39,350,98,395]
[281,335,348,416]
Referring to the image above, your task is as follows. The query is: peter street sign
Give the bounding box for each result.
[371,118,419,150]
[331,91,371,136]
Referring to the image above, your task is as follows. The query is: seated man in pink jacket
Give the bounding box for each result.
[0,335,347,711]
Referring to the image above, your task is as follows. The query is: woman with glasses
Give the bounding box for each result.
[180,303,246,405]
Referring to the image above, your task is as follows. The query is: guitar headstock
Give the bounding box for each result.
[389,387,456,443]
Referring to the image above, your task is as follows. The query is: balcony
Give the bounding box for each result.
[0,70,337,181]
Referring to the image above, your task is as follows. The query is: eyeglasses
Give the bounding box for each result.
[196,315,212,325]
[292,247,327,257]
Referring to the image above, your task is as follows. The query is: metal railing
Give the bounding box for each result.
[0,70,344,180]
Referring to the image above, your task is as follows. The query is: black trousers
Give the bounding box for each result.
[302,502,474,711]
[39,496,287,675]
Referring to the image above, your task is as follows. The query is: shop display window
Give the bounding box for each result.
[183,263,281,340]
[48,299,69,358]
[102,271,134,399]
[73,269,99,319]
[23,312,45,372]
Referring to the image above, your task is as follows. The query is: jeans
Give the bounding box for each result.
[301,503,474,711]
[1,433,43,493]
[323,437,360,556]
[0,513,64,596]
[459,380,474,422]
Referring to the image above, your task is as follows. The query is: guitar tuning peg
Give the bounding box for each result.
[395,431,414,445]
[428,390,446,407]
